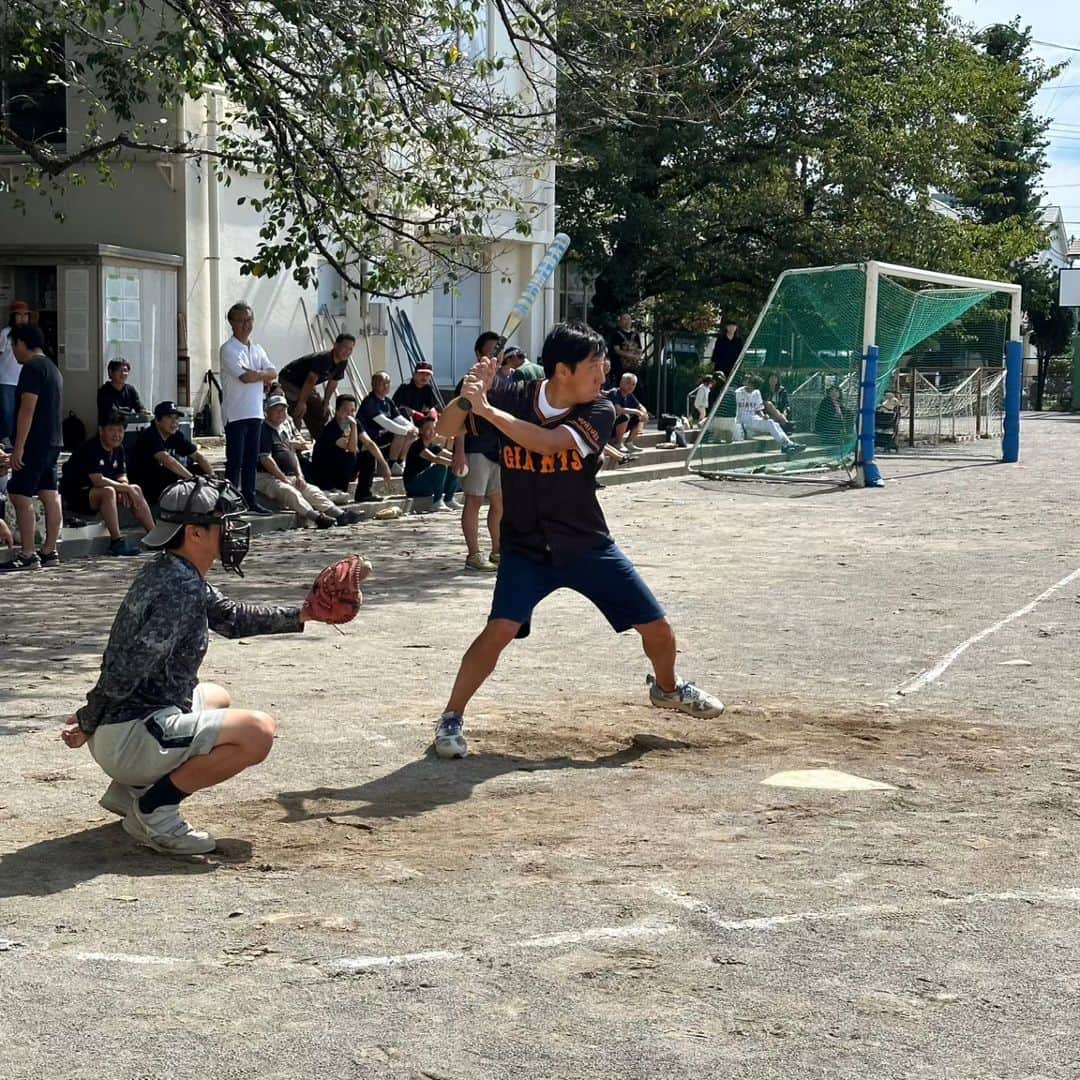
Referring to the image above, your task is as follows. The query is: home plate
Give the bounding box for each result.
[761,768,895,791]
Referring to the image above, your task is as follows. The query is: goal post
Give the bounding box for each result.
[687,261,1024,484]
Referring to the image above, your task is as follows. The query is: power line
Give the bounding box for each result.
[1031,39,1080,54]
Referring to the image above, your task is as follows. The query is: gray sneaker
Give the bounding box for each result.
[99,779,144,817]
[434,711,468,759]
[123,802,216,855]
[647,674,724,718]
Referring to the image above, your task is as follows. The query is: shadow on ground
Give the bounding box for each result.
[276,734,691,824]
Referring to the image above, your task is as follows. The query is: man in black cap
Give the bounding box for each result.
[129,400,214,506]
[60,477,355,855]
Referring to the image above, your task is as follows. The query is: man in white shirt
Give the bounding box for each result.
[0,300,31,444]
[735,373,805,457]
[219,303,277,513]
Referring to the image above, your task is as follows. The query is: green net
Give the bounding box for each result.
[688,265,1010,476]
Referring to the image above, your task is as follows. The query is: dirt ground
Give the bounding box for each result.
[1,414,1078,1079]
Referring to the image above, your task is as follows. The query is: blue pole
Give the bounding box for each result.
[1003,339,1022,463]
[858,345,883,487]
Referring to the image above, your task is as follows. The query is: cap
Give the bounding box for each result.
[142,478,246,549]
[154,400,184,420]
[264,394,287,409]
[414,361,433,374]
[9,301,29,314]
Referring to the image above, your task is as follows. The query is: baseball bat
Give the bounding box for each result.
[456,232,571,411]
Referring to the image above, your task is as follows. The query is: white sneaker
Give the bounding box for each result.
[434,711,468,759]
[123,802,217,855]
[647,674,724,718]
[624,440,644,453]
[99,779,144,817]
[432,498,455,512]
[390,462,404,477]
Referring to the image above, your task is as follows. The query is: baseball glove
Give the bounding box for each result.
[302,555,371,624]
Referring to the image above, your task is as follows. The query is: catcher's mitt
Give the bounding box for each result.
[302,555,371,624]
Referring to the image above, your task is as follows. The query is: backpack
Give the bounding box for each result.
[62,411,86,452]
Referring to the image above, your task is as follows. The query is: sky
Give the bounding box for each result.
[950,0,1080,238]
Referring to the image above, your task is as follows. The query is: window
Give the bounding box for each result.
[105,272,142,345]
[0,32,66,148]
[557,261,593,324]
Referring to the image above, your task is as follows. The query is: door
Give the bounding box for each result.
[432,271,483,386]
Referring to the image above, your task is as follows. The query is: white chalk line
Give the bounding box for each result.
[22,888,1077,975]
[652,885,1080,932]
[894,565,1080,696]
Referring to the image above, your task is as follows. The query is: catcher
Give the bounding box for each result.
[61,477,369,855]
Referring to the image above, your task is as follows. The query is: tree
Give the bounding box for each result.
[1,0,565,296]
[1024,265,1077,409]
[557,0,1056,335]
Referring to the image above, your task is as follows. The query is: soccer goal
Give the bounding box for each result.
[687,262,1023,485]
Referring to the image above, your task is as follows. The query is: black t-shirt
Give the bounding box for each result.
[279,350,347,389]
[392,380,439,414]
[489,381,616,565]
[313,419,352,462]
[130,423,197,501]
[605,388,643,413]
[15,354,63,456]
[608,329,642,383]
[404,436,443,487]
[454,377,500,460]
[711,335,744,377]
[61,436,126,498]
[259,422,300,476]
[96,382,145,425]
[359,392,396,445]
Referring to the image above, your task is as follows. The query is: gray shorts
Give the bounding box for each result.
[88,684,227,787]
[462,453,501,498]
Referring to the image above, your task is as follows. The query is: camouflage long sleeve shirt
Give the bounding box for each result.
[76,553,303,734]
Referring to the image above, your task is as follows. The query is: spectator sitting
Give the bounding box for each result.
[60,412,154,556]
[712,373,741,441]
[736,372,805,456]
[404,415,460,511]
[359,370,417,482]
[606,373,649,454]
[691,374,714,426]
[392,360,440,417]
[814,385,854,444]
[278,333,355,437]
[879,391,901,414]
[257,395,360,529]
[0,446,11,551]
[311,394,392,500]
[97,358,150,426]
[2,324,63,572]
[129,401,215,507]
[500,346,545,384]
[762,371,793,431]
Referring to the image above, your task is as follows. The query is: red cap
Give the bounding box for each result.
[9,301,30,314]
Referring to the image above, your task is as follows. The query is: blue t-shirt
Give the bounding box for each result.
[605,388,642,413]
[359,392,396,445]
[15,353,63,456]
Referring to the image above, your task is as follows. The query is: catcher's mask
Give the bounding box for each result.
[142,478,252,576]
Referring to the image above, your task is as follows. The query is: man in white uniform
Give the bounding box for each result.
[219,303,277,513]
[735,373,805,457]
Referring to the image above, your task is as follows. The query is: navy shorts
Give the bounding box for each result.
[8,447,60,497]
[490,541,666,639]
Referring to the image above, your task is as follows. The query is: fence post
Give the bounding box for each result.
[974,368,983,438]
[1002,339,1022,463]
[856,345,883,487]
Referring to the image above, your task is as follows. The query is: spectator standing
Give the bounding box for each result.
[452,332,503,572]
[358,371,417,487]
[608,313,642,387]
[219,303,276,513]
[257,395,359,528]
[0,300,31,443]
[96,358,150,425]
[130,401,215,506]
[278,334,355,437]
[60,412,154,555]
[404,415,460,511]
[691,374,714,426]
[606,373,649,454]
[392,360,440,416]
[710,320,743,381]
[736,373,804,456]
[2,324,63,571]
